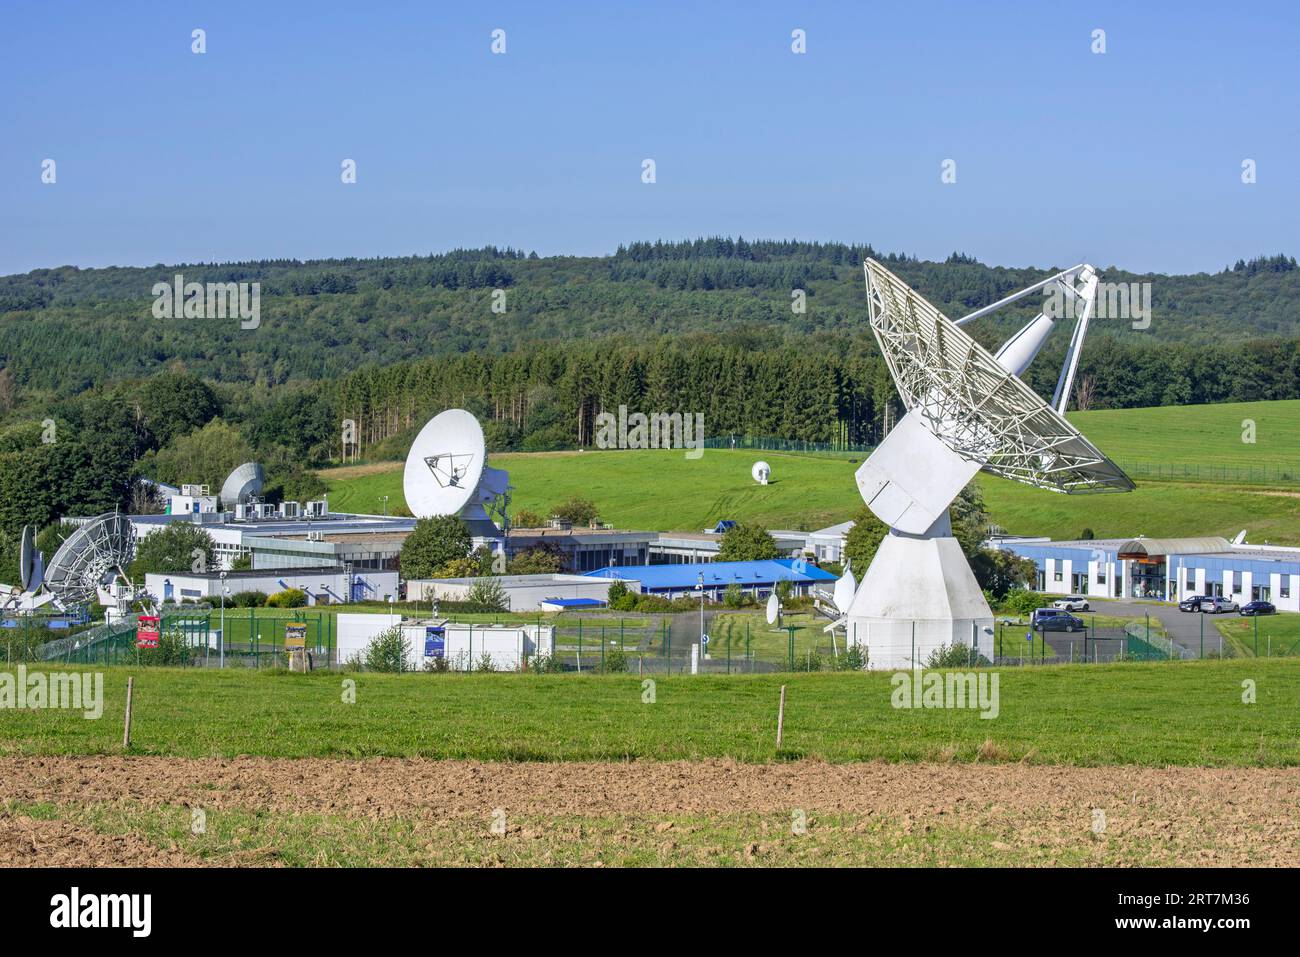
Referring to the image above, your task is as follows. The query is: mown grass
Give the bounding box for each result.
[2,660,1296,765]
[1213,612,1300,658]
[318,400,1300,542]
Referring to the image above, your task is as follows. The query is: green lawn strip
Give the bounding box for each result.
[1,661,1296,766]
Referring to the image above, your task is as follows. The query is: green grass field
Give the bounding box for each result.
[1214,612,1300,658]
[4,660,1297,765]
[320,399,1300,543]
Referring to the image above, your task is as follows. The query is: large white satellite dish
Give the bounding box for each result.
[751,461,771,485]
[42,513,135,606]
[846,258,1134,670]
[403,409,511,536]
[220,462,265,507]
[765,591,779,625]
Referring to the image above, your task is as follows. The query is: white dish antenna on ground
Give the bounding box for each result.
[220,462,265,507]
[765,591,779,625]
[833,561,856,612]
[42,513,136,606]
[846,259,1134,669]
[404,409,511,536]
[19,525,43,592]
[751,461,771,485]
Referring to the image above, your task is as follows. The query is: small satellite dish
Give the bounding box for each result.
[752,461,771,486]
[43,513,135,606]
[19,525,43,592]
[404,410,511,536]
[1232,529,1247,546]
[220,462,265,508]
[765,591,779,625]
[833,564,856,612]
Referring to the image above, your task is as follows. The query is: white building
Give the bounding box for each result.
[406,573,634,611]
[145,566,398,606]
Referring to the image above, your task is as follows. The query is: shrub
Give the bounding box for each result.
[137,629,193,667]
[266,588,307,608]
[475,652,496,673]
[466,577,508,611]
[529,652,563,673]
[999,588,1043,618]
[603,646,628,673]
[925,643,991,669]
[229,590,267,608]
[791,649,824,672]
[722,583,748,608]
[362,626,410,672]
[837,643,868,671]
[549,497,599,526]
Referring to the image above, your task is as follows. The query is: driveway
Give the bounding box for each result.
[1054,596,1224,658]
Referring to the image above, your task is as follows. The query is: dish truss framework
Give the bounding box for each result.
[845,259,1134,669]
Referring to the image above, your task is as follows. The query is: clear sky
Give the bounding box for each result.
[1,0,1295,275]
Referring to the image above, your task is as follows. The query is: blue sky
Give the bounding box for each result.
[1,1,1296,275]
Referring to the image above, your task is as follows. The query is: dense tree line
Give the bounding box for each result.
[4,243,1300,410]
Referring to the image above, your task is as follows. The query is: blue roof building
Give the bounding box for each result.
[583,558,835,599]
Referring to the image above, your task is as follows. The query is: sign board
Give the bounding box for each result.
[136,615,160,650]
[285,622,308,650]
[424,625,445,659]
[701,633,709,647]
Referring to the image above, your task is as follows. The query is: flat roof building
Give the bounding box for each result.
[994,534,1300,611]
[584,558,836,600]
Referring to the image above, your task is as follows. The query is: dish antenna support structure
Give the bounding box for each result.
[41,513,137,609]
[846,259,1133,669]
[752,461,771,486]
[403,409,512,538]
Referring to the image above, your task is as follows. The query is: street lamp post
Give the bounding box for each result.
[219,571,228,668]
[380,495,389,516]
[697,571,705,644]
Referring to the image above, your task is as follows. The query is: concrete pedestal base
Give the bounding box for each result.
[844,530,994,670]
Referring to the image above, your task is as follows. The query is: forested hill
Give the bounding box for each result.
[1,241,1298,402]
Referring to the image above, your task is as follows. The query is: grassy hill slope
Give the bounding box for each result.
[319,399,1300,543]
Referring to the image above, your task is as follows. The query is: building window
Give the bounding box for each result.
[1096,569,1107,584]
[1282,581,1292,599]
[1232,572,1242,594]
[1053,570,1063,582]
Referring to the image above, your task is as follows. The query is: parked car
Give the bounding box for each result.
[1201,596,1240,614]
[1052,595,1090,611]
[1239,600,1276,616]
[1033,611,1085,633]
[1178,595,1209,612]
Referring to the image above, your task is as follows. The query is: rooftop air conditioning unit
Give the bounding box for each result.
[548,517,571,530]
[279,501,301,519]
[255,503,277,519]
[305,500,328,518]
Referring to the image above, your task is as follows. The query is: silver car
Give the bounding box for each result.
[1052,595,1090,611]
[1201,596,1239,613]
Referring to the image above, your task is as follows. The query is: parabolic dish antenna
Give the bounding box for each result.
[19,525,43,592]
[42,513,135,606]
[765,591,779,625]
[404,409,511,536]
[751,461,771,485]
[833,563,856,612]
[220,462,265,507]
[846,258,1134,670]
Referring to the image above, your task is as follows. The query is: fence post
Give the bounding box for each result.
[600,626,606,672]
[1254,614,1259,657]
[1199,612,1204,659]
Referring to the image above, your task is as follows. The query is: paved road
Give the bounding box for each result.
[1046,596,1224,658]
